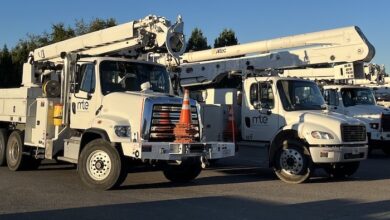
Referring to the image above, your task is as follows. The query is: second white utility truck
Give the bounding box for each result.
[155,26,373,183]
[0,15,235,190]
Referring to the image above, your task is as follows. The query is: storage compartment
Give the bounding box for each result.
[31,98,60,147]
[0,87,42,123]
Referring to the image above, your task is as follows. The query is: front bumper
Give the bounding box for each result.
[121,141,235,161]
[309,145,368,163]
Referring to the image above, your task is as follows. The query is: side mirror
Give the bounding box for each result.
[253,101,262,109]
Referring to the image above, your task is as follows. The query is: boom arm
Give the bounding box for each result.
[180,26,374,64]
[167,26,375,87]
[32,15,186,62]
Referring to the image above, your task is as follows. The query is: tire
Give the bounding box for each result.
[273,139,312,184]
[0,129,8,166]
[324,162,360,178]
[6,130,27,171]
[78,139,127,190]
[163,157,202,183]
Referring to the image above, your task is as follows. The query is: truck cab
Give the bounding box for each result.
[323,84,390,155]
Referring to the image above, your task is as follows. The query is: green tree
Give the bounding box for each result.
[88,18,117,32]
[186,28,210,52]
[75,19,89,35]
[51,23,75,43]
[0,45,16,87]
[214,28,238,48]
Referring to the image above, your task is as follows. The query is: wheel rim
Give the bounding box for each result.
[86,150,112,181]
[8,139,20,166]
[279,148,304,175]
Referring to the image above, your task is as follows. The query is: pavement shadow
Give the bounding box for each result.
[116,166,272,190]
[1,196,389,220]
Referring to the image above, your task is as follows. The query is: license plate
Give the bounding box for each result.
[352,149,359,155]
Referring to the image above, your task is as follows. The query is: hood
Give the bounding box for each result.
[346,105,390,116]
[286,110,363,127]
[102,91,195,106]
[283,110,366,145]
[93,92,188,138]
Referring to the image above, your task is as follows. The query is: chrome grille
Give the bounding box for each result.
[381,114,390,132]
[149,104,200,142]
[341,125,366,142]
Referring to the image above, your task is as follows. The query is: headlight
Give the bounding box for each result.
[114,126,131,137]
[311,131,334,139]
[369,123,379,129]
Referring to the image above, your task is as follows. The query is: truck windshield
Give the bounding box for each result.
[277,80,325,111]
[340,88,376,107]
[99,61,170,95]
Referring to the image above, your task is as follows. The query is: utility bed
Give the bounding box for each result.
[0,87,41,123]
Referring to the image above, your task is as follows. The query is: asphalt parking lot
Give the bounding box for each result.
[0,145,389,220]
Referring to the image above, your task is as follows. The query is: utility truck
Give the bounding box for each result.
[0,15,235,190]
[154,26,373,183]
[310,63,390,155]
[285,63,390,155]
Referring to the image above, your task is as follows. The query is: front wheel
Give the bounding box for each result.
[273,139,312,184]
[324,162,360,178]
[163,157,202,183]
[78,139,127,190]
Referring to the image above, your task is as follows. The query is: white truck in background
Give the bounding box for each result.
[0,15,235,190]
[154,26,373,183]
[307,63,390,155]
[321,84,390,155]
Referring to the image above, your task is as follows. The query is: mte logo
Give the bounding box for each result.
[77,100,89,111]
[252,115,268,125]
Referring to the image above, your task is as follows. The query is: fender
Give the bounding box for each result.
[90,114,130,143]
[269,129,299,167]
[80,128,110,151]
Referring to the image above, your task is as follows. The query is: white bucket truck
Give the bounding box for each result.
[0,15,234,190]
[154,26,373,183]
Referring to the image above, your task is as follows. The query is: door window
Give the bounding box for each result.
[79,64,96,93]
[249,82,274,109]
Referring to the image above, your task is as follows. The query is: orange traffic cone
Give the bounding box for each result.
[178,89,192,125]
[174,89,197,143]
[223,105,237,143]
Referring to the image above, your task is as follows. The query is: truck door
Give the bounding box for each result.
[242,81,280,141]
[70,63,99,129]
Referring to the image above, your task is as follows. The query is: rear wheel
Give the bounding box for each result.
[78,139,127,190]
[163,157,202,183]
[6,130,27,171]
[324,162,360,178]
[273,139,312,184]
[0,129,8,166]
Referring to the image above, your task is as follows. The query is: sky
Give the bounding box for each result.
[0,0,389,69]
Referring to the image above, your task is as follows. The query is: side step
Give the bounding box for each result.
[57,156,78,164]
[58,137,81,164]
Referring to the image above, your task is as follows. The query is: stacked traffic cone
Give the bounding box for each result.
[223,105,237,142]
[174,89,197,143]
